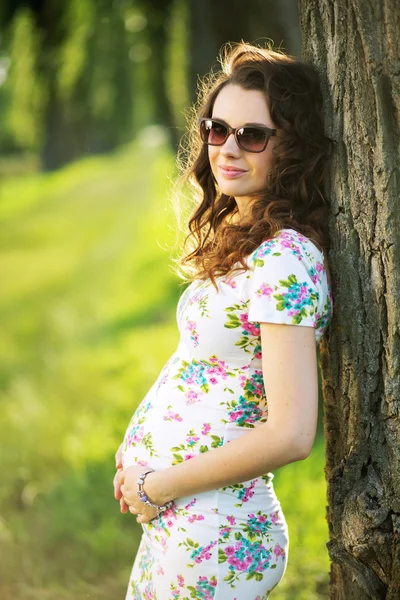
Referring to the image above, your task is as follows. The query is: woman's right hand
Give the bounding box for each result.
[113,442,129,514]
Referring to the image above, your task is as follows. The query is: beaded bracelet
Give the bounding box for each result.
[137,469,174,516]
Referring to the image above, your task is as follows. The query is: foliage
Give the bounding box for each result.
[0,8,45,151]
[0,0,189,167]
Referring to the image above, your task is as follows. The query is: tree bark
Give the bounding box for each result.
[297,1,400,598]
[188,0,302,105]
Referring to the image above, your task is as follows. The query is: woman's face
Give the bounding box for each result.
[208,83,278,217]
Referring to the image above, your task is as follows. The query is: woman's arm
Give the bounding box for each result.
[144,322,319,505]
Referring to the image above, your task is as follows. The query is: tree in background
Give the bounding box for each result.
[0,0,135,169]
[298,0,400,597]
[0,0,302,170]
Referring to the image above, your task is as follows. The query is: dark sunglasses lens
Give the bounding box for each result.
[237,127,267,151]
[200,120,228,145]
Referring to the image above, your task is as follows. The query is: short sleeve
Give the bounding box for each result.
[247,229,332,334]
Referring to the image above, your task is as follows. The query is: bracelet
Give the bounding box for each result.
[136,469,174,516]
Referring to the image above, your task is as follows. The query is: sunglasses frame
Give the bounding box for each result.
[198,117,278,153]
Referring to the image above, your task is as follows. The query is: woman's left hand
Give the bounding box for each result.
[118,465,159,524]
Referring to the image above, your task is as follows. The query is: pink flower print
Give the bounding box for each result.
[184,498,197,510]
[185,389,200,405]
[177,574,184,587]
[270,509,281,525]
[189,540,218,564]
[239,312,261,336]
[281,240,301,258]
[127,424,144,446]
[188,513,205,523]
[257,514,267,523]
[225,545,236,556]
[176,356,234,401]
[186,433,200,447]
[207,365,228,379]
[184,453,195,460]
[209,377,218,385]
[239,374,247,387]
[216,367,228,378]
[137,459,149,467]
[201,422,211,435]
[156,564,164,576]
[186,318,200,347]
[300,282,310,297]
[273,543,286,559]
[308,261,324,285]
[163,406,183,422]
[220,526,231,539]
[229,409,244,422]
[159,506,178,531]
[144,583,156,600]
[255,282,274,297]
[227,515,236,525]
[237,480,257,503]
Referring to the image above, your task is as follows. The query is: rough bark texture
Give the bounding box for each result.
[297,1,400,598]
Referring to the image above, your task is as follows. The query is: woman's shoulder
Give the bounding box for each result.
[248,227,332,291]
[249,228,325,265]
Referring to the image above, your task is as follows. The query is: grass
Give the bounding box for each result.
[0,140,330,599]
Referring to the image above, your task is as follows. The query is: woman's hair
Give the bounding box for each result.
[172,41,334,288]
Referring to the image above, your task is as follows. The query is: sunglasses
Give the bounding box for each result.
[198,117,278,153]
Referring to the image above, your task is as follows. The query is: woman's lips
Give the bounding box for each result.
[219,166,247,178]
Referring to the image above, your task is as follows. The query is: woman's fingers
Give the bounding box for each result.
[120,497,129,514]
[113,472,120,499]
[113,468,124,500]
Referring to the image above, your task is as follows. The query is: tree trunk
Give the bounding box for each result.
[297,1,400,598]
[138,0,179,150]
[188,0,302,105]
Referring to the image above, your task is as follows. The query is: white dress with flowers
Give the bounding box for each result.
[122,228,333,600]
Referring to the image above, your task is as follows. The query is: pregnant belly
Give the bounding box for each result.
[121,381,228,472]
[121,352,269,473]
[120,365,285,536]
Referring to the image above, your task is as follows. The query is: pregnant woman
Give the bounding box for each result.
[114,41,334,599]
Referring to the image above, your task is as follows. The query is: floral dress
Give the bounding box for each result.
[122,228,333,600]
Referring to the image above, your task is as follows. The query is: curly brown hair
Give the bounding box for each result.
[172,41,334,289]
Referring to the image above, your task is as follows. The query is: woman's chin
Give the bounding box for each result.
[218,183,247,197]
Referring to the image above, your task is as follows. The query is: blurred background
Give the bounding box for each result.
[0,1,329,598]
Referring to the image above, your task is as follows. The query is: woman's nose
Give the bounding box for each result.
[220,133,241,156]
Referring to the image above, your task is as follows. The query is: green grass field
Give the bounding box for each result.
[0,140,330,599]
